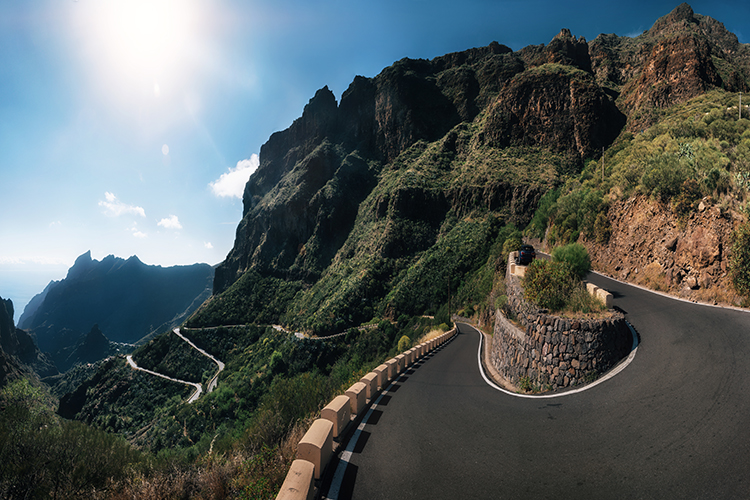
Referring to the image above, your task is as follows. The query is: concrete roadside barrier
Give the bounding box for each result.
[374,364,388,390]
[406,348,415,364]
[276,326,458,499]
[275,459,315,500]
[320,395,351,439]
[346,381,367,415]
[297,419,334,480]
[395,354,405,373]
[360,372,378,401]
[597,288,613,308]
[385,358,398,379]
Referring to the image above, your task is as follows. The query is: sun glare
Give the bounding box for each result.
[105,0,191,76]
[78,0,201,97]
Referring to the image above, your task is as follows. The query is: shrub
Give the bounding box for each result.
[526,188,560,239]
[551,243,591,280]
[522,259,576,311]
[672,178,703,217]
[397,335,411,352]
[593,212,611,244]
[640,153,691,202]
[546,186,605,246]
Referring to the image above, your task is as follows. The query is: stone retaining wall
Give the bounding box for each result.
[491,259,632,391]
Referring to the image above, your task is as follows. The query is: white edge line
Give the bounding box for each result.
[590,270,750,314]
[324,378,398,500]
[323,344,451,500]
[470,321,639,399]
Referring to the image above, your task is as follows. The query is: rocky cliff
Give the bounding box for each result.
[0,297,57,387]
[586,196,743,305]
[205,4,750,333]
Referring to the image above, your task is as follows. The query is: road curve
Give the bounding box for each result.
[323,273,750,499]
[126,355,203,403]
[173,328,225,393]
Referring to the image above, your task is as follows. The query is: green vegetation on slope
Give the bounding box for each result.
[1,379,142,499]
[132,330,216,385]
[191,122,561,336]
[531,90,750,254]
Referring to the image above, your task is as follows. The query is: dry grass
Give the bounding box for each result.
[419,327,452,343]
[106,416,314,500]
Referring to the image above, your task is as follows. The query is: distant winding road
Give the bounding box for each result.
[323,273,750,499]
[125,328,224,403]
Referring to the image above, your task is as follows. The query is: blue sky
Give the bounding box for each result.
[1,0,748,322]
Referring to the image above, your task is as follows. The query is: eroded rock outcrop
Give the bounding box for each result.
[587,196,741,304]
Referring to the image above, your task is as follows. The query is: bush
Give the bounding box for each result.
[551,243,591,280]
[526,188,560,239]
[672,178,703,217]
[546,186,605,246]
[640,153,692,202]
[397,335,411,352]
[522,259,576,311]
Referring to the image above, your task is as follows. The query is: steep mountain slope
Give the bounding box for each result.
[21,251,214,353]
[0,297,57,387]
[197,3,749,335]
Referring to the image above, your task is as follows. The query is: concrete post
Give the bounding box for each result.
[297,419,333,480]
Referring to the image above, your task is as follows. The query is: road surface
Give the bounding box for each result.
[322,273,750,499]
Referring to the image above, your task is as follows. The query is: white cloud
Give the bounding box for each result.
[128,222,147,238]
[204,242,213,249]
[99,192,145,217]
[209,154,259,199]
[158,214,183,229]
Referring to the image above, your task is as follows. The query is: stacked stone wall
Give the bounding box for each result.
[491,262,632,391]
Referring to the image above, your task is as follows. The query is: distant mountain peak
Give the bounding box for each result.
[66,250,94,280]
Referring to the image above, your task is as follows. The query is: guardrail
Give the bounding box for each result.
[275,328,458,500]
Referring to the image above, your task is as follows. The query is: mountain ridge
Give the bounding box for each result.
[21,252,214,355]
[202,3,749,334]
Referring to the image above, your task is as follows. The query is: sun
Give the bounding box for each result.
[79,0,199,93]
[109,1,191,75]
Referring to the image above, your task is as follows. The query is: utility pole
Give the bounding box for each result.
[740,92,743,120]
[601,147,605,183]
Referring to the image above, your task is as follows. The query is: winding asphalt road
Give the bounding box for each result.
[322,273,750,499]
[125,328,225,403]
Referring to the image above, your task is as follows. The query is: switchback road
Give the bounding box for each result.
[324,273,750,499]
[125,328,225,403]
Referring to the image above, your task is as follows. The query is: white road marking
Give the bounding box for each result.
[466,320,639,399]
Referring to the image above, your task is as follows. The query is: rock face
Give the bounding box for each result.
[590,3,749,130]
[0,297,57,386]
[482,62,625,159]
[21,252,214,353]
[587,196,739,302]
